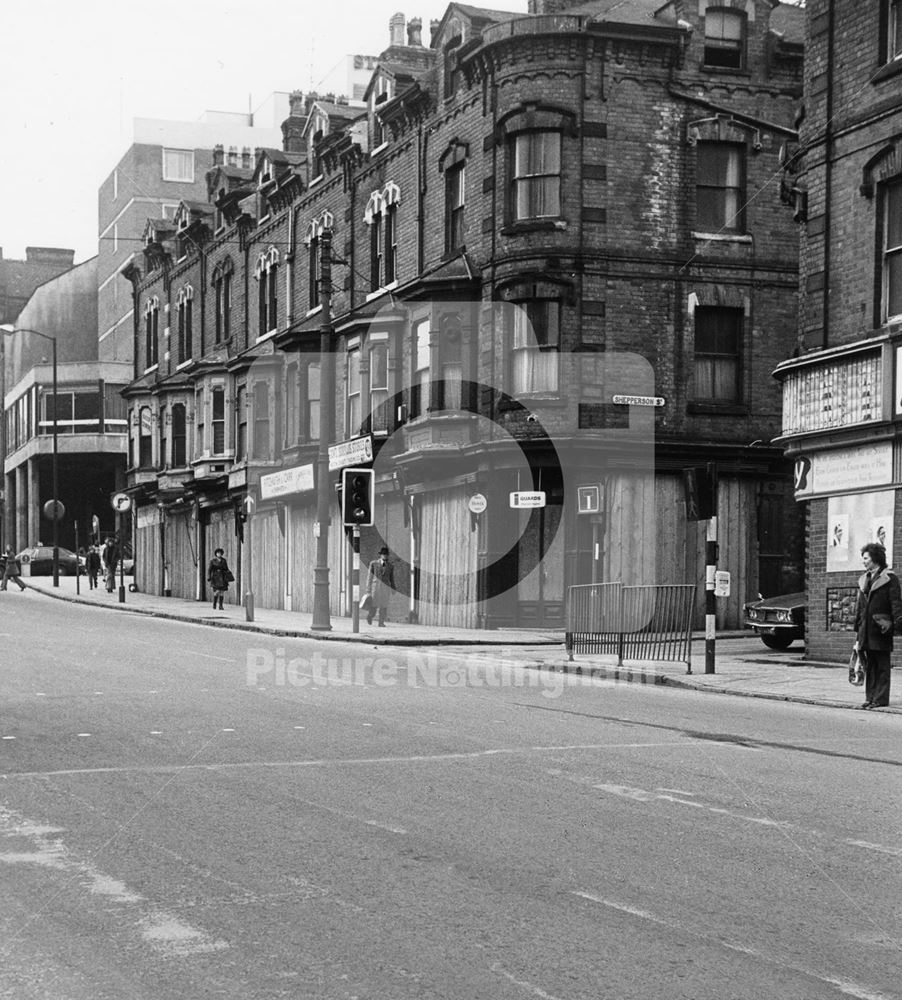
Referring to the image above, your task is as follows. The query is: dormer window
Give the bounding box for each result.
[704,7,745,69]
[371,77,391,149]
[443,19,463,99]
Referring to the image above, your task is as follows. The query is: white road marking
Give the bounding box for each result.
[0,806,228,957]
[76,733,91,738]
[35,693,46,697]
[222,728,235,733]
[571,892,896,1000]
[490,962,566,1000]
[293,726,305,730]
[364,820,407,835]
[2,736,16,741]
[150,731,162,735]
[845,839,902,858]
[362,723,374,727]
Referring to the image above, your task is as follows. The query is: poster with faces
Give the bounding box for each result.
[826,491,895,572]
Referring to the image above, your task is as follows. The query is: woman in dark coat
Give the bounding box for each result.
[207,548,233,610]
[854,542,902,709]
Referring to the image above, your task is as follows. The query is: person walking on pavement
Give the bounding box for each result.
[86,545,102,589]
[1,546,26,592]
[365,546,395,626]
[854,542,902,709]
[207,548,233,611]
[102,535,120,593]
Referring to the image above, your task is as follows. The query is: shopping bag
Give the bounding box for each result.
[848,643,866,686]
[359,594,372,611]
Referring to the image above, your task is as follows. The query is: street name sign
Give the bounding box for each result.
[612,394,665,407]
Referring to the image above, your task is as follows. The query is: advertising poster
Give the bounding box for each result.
[826,491,895,572]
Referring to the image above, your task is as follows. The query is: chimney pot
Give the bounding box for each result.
[407,16,422,45]
[289,90,306,116]
[430,18,441,43]
[390,12,405,46]
[213,144,224,166]
[243,147,253,168]
[227,146,238,166]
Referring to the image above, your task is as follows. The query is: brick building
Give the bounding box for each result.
[122,0,804,628]
[773,0,902,661]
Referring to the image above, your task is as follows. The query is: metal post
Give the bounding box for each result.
[311,228,335,631]
[352,526,360,633]
[75,520,80,595]
[51,336,59,588]
[117,512,125,603]
[244,494,255,622]
[705,516,717,674]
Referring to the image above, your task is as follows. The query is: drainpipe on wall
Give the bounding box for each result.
[821,0,834,349]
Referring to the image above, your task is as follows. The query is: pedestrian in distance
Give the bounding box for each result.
[207,548,233,611]
[854,542,902,709]
[86,545,102,589]
[102,535,120,593]
[0,545,26,592]
[365,546,395,627]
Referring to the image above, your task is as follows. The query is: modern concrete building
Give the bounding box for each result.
[2,258,132,554]
[97,96,291,365]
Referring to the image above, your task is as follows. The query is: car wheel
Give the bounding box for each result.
[761,634,793,650]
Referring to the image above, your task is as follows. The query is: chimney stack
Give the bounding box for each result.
[243,147,253,169]
[407,17,422,45]
[213,144,224,166]
[430,19,441,43]
[228,146,238,166]
[390,12,406,46]
[289,90,306,117]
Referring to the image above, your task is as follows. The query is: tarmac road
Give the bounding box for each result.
[2,596,900,999]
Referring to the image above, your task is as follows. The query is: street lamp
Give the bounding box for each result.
[0,325,60,587]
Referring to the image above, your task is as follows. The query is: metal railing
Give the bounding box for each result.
[566,582,696,672]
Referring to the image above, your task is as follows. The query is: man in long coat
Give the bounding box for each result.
[854,542,902,709]
[365,546,395,627]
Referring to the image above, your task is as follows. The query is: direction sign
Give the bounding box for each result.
[510,491,546,509]
[111,492,131,513]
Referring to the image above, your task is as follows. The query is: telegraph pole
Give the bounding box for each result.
[311,228,335,630]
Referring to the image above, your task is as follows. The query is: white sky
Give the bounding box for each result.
[2,0,527,265]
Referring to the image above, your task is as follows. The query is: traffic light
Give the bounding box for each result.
[342,468,375,526]
[682,463,717,521]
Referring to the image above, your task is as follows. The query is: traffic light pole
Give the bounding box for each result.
[311,228,335,631]
[705,516,717,674]
[352,526,360,633]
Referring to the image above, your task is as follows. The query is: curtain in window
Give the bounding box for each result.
[511,302,559,394]
[697,144,742,231]
[347,349,361,436]
[369,344,389,432]
[513,132,561,219]
[694,308,740,401]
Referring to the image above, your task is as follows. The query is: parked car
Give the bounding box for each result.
[16,546,84,576]
[743,592,807,649]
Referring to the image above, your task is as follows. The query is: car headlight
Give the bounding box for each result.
[747,608,758,620]
[776,610,792,623]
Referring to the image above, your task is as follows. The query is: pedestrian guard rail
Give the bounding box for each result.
[566,582,695,672]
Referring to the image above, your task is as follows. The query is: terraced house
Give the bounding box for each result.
[121,0,804,629]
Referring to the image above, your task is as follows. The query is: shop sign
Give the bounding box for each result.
[328,436,373,471]
[260,464,314,500]
[793,444,892,498]
[510,491,546,509]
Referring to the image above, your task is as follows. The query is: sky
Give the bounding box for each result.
[2,0,528,265]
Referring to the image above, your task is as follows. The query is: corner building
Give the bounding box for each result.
[773,0,902,661]
[123,1,804,628]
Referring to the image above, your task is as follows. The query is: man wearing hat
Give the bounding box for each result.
[365,546,395,626]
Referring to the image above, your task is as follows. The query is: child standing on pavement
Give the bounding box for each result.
[207,548,233,611]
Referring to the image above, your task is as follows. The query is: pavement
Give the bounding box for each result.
[12,573,900,715]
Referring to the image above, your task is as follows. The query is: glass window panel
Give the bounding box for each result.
[888,252,902,318]
[888,184,902,248]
